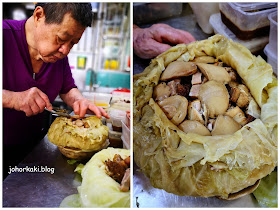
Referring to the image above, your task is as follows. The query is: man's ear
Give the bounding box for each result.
[33,6,45,27]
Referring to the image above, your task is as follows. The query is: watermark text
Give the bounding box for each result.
[8,166,55,175]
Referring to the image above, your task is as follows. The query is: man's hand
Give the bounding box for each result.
[3,87,53,116]
[133,23,196,59]
[72,98,109,119]
[60,88,110,119]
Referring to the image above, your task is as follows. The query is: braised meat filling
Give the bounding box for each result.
[105,154,130,192]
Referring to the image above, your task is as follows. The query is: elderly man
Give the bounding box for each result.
[3,3,109,177]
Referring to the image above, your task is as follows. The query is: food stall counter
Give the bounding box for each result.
[3,136,79,207]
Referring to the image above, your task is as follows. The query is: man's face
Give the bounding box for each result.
[34,13,85,63]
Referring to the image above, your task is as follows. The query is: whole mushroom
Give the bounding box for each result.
[160,61,197,81]
[196,63,231,84]
[153,82,171,101]
[191,56,216,64]
[198,81,229,118]
[211,115,241,136]
[158,95,188,125]
[178,120,211,136]
[187,99,204,125]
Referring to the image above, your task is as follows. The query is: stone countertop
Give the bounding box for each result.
[3,136,81,207]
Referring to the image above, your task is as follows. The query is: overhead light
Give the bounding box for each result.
[12,8,27,20]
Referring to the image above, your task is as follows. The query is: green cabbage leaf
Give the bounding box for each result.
[253,171,277,207]
[60,148,130,208]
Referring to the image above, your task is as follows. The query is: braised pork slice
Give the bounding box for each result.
[120,168,130,192]
[105,154,130,184]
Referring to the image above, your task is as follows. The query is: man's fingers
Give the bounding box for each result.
[152,23,196,45]
[98,106,110,119]
[85,107,109,119]
[88,103,101,118]
[37,89,53,110]
[72,101,80,116]
[158,29,196,45]
[79,102,88,118]
[175,29,196,43]
[151,41,172,56]
[34,96,47,113]
[134,26,172,59]
[134,23,196,59]
[135,38,172,59]
[30,102,41,115]
[25,106,33,117]
[72,99,110,119]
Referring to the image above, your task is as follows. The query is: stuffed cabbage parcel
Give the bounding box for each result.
[133,34,277,199]
[60,148,130,207]
[48,116,109,159]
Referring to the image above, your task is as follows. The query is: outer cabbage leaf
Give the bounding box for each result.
[74,163,84,175]
[133,34,278,199]
[60,148,130,208]
[60,194,81,208]
[253,171,277,207]
[48,116,109,151]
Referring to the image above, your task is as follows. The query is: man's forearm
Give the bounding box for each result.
[3,89,16,109]
[60,88,84,107]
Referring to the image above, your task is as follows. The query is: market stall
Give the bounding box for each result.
[3,2,131,208]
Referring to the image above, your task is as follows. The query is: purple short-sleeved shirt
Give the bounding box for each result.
[3,19,77,146]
